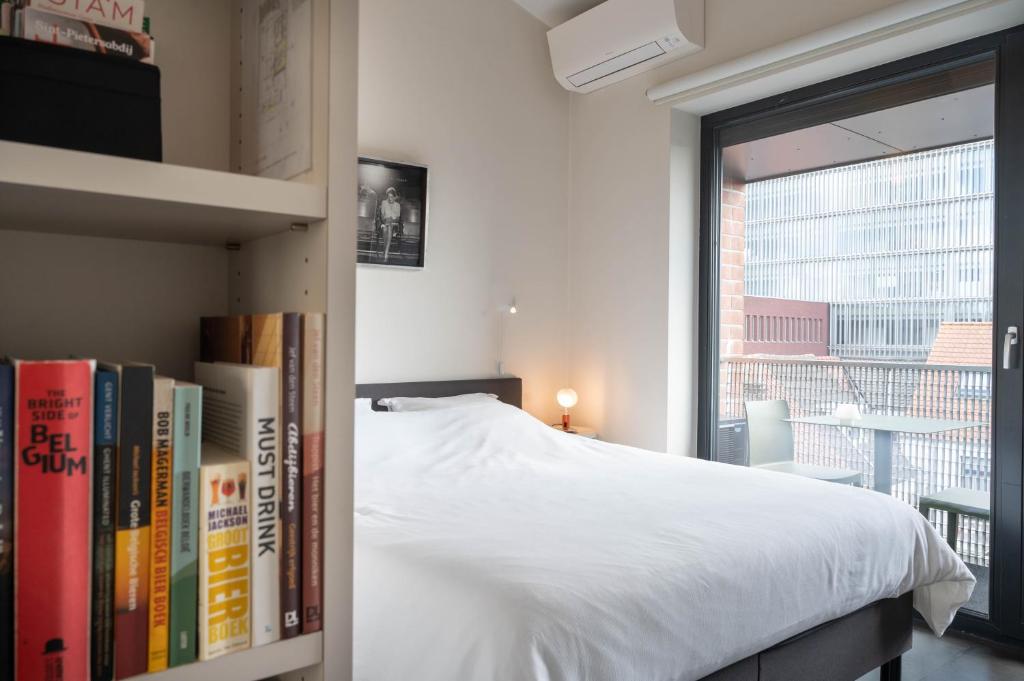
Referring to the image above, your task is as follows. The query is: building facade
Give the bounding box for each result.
[744,140,994,362]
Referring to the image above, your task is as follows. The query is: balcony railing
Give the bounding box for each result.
[720,356,991,566]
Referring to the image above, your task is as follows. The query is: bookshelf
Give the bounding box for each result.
[0,141,327,246]
[0,1,357,680]
[122,633,323,681]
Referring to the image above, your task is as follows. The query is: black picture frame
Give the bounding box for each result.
[357,157,428,268]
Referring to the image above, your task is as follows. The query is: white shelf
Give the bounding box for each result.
[122,632,323,681]
[0,141,327,246]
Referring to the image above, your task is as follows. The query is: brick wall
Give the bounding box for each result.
[721,175,746,357]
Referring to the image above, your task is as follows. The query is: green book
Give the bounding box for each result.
[168,383,202,667]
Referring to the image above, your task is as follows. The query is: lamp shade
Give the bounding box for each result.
[556,388,578,409]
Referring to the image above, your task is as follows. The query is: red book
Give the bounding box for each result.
[14,359,94,681]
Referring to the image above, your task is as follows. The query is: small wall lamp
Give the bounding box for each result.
[497,298,518,376]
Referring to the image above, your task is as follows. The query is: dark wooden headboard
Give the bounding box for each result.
[356,377,523,411]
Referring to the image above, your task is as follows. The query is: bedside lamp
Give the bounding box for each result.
[556,388,578,432]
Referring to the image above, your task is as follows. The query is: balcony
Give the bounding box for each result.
[719,356,991,611]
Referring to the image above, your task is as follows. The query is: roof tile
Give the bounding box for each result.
[926,322,992,366]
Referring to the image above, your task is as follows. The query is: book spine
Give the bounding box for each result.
[198,458,251,660]
[0,2,11,37]
[168,385,201,667]
[281,313,302,638]
[250,367,280,646]
[114,365,154,679]
[0,363,13,681]
[250,313,282,369]
[20,7,155,63]
[25,0,145,32]
[14,360,94,681]
[199,316,252,364]
[301,313,325,633]
[250,313,285,646]
[91,369,118,681]
[147,378,174,672]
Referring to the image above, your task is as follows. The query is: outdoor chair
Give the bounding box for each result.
[919,488,991,551]
[745,400,863,486]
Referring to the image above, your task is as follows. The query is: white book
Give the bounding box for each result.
[194,361,281,647]
[25,0,145,32]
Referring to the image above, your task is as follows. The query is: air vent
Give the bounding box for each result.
[567,41,666,88]
[717,419,749,467]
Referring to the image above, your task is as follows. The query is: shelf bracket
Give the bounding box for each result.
[290,222,310,233]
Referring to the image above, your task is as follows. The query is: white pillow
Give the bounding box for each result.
[378,393,498,412]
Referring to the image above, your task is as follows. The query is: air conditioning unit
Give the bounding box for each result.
[547,0,704,94]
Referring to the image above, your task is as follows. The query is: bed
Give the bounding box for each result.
[354,377,974,681]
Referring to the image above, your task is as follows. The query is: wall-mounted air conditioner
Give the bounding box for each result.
[548,0,704,94]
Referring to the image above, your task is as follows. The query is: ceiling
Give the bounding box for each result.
[512,0,603,27]
[722,84,994,182]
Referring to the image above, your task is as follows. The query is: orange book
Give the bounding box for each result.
[147,377,174,671]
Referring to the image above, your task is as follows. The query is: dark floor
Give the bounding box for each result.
[857,624,1024,681]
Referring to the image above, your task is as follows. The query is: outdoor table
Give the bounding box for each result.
[785,415,985,494]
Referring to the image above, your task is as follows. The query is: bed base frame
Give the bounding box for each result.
[700,594,911,680]
[356,377,914,681]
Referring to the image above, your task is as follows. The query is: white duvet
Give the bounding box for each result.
[354,400,975,681]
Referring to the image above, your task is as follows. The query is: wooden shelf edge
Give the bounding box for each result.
[122,632,323,681]
[0,140,327,221]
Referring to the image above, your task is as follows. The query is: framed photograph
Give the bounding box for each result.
[357,157,428,268]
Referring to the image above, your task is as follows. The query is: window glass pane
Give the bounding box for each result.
[717,86,994,616]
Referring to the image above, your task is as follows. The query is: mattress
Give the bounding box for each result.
[354,399,975,681]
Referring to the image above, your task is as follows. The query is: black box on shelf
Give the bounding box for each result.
[0,36,162,161]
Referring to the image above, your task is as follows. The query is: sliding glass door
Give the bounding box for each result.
[699,27,1024,637]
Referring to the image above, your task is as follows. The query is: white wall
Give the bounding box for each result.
[567,0,913,452]
[355,0,982,443]
[356,0,571,420]
[667,110,700,456]
[566,88,673,452]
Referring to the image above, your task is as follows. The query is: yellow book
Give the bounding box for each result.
[198,443,251,661]
[147,377,175,672]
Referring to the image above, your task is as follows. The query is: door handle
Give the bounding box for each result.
[1004,326,1019,370]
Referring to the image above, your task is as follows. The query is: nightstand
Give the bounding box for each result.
[550,424,598,439]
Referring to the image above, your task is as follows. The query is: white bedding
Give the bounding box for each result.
[354,400,975,681]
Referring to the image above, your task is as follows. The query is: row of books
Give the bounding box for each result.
[0,0,156,64]
[0,312,325,681]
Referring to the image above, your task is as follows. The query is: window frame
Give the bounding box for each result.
[697,27,1024,640]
